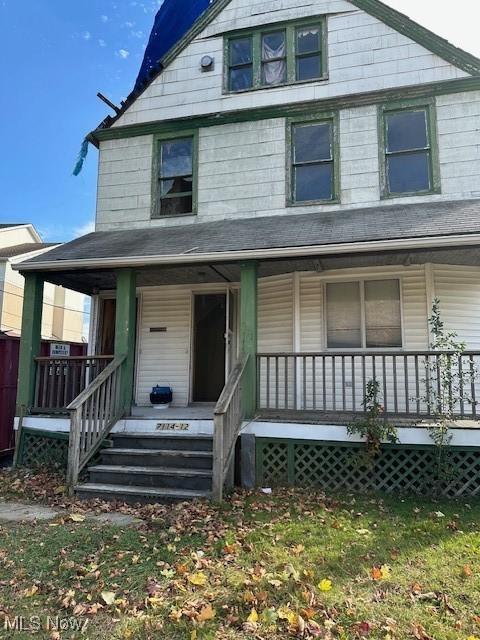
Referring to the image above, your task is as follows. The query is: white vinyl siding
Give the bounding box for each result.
[135,288,192,406]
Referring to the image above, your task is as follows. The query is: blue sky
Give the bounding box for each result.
[0,0,162,241]
[0,1,479,243]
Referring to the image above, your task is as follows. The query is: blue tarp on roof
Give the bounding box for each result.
[134,0,213,93]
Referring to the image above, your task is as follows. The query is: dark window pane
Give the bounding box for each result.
[296,27,320,54]
[230,37,252,66]
[160,139,193,178]
[295,163,333,202]
[296,54,321,81]
[326,282,362,349]
[387,151,430,194]
[262,31,286,59]
[229,66,253,91]
[160,176,192,196]
[160,194,193,216]
[365,280,402,348]
[294,123,332,163]
[386,110,428,152]
[262,60,286,85]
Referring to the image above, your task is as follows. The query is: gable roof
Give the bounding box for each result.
[0,223,27,229]
[91,0,480,136]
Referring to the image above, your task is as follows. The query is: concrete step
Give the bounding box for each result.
[88,464,213,491]
[110,433,213,452]
[100,448,213,470]
[75,483,210,504]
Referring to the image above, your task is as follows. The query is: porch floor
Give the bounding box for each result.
[128,404,215,420]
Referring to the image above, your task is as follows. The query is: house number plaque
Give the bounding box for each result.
[156,423,189,431]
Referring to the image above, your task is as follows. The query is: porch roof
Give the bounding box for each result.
[18,199,480,271]
[15,199,480,293]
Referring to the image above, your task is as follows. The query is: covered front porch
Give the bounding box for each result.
[12,202,480,499]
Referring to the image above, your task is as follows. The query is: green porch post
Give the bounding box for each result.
[16,272,44,413]
[240,261,258,419]
[114,269,137,413]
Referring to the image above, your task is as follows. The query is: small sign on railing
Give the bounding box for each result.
[49,343,71,357]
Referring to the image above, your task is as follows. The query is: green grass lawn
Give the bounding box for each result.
[0,474,480,639]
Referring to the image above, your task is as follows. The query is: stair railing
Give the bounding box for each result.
[212,353,249,502]
[66,355,126,492]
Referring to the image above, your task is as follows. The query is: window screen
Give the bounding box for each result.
[326,282,362,348]
[365,280,402,348]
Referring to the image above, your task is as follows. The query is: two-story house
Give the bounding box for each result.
[14,0,480,501]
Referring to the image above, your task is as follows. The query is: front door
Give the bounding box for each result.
[192,294,227,402]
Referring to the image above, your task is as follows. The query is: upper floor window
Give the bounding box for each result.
[326,279,402,349]
[288,115,338,205]
[380,100,440,198]
[153,134,197,217]
[226,19,327,93]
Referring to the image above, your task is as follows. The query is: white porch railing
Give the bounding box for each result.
[257,351,480,418]
[212,354,249,502]
[66,355,126,492]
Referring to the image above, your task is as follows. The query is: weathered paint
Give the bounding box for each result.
[240,261,258,418]
[15,273,44,413]
[114,269,137,411]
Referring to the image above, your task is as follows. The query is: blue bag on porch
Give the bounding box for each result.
[150,385,173,405]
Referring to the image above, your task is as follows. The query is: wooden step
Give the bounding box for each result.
[100,447,213,470]
[75,483,211,503]
[110,433,213,451]
[88,464,213,491]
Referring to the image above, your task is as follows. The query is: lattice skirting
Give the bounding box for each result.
[255,438,480,498]
[16,428,69,469]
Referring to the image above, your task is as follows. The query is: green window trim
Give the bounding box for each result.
[224,17,328,94]
[378,97,441,200]
[151,129,199,219]
[286,111,340,207]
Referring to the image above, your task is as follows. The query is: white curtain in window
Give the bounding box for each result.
[262,38,286,85]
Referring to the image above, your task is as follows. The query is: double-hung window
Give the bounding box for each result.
[289,116,338,204]
[153,135,196,217]
[380,100,439,198]
[226,19,327,92]
[326,280,402,349]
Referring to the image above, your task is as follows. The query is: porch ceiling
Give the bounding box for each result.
[39,245,480,294]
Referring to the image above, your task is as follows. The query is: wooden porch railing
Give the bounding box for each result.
[33,356,113,413]
[66,356,126,492]
[212,354,250,502]
[257,351,480,419]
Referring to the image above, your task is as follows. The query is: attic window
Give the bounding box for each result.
[153,134,197,217]
[225,18,327,93]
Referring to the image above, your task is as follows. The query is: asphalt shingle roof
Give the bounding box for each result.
[23,199,480,267]
[0,243,57,259]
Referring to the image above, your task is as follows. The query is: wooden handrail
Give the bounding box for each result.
[257,350,480,357]
[212,353,249,502]
[66,355,126,493]
[67,356,125,410]
[35,355,113,362]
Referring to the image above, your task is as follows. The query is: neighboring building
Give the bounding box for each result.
[12,0,480,501]
[0,224,86,342]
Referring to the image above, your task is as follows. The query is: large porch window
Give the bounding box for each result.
[326,279,402,349]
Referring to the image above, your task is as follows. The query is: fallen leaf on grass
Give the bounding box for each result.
[22,585,39,597]
[188,572,207,586]
[462,564,473,577]
[69,513,85,522]
[411,623,435,640]
[371,565,391,580]
[318,578,332,591]
[100,591,116,605]
[197,604,216,622]
[247,608,258,624]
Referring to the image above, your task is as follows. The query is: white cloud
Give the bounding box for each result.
[100,15,109,23]
[118,49,130,59]
[82,31,91,41]
[98,39,107,47]
[74,220,95,238]
[124,20,135,28]
[130,30,144,38]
